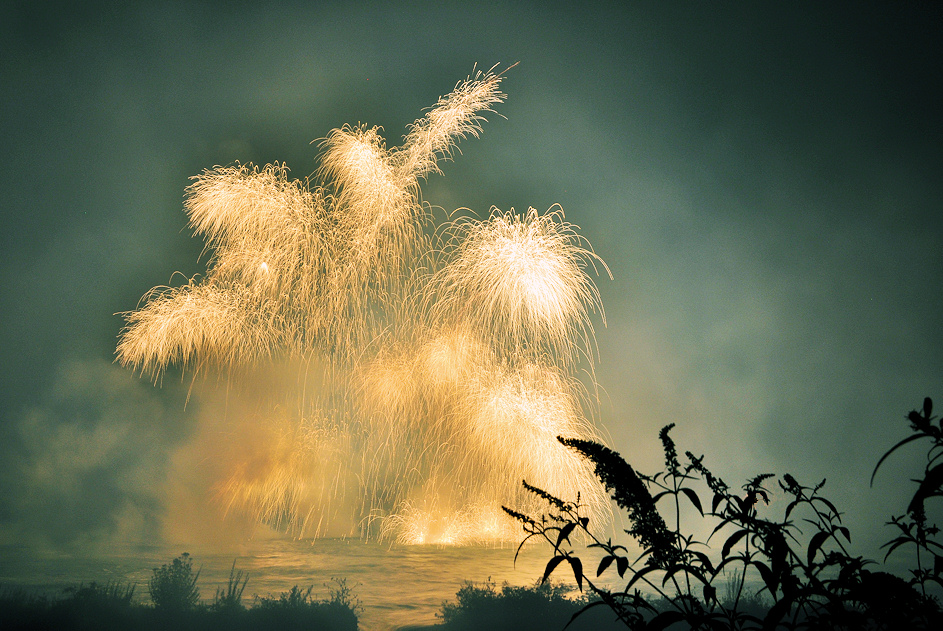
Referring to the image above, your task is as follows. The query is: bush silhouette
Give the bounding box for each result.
[249,583,359,631]
[505,397,943,629]
[438,579,623,631]
[149,552,200,611]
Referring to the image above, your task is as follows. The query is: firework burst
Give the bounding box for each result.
[118,67,612,544]
[428,206,610,368]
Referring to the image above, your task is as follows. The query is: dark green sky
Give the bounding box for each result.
[1,1,941,556]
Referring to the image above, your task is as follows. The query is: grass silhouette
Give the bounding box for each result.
[210,561,248,613]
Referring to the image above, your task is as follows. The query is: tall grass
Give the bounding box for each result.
[211,561,248,612]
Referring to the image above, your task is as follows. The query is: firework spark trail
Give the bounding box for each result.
[117,68,612,544]
[116,282,280,377]
[395,66,507,180]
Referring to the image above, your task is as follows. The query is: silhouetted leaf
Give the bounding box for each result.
[871,434,926,486]
[689,550,715,574]
[616,555,629,578]
[556,522,577,547]
[712,492,724,514]
[579,517,589,528]
[681,487,703,515]
[836,525,851,543]
[568,556,583,591]
[925,397,933,418]
[882,536,912,562]
[703,583,717,606]
[596,555,614,577]
[686,565,710,587]
[662,564,685,587]
[908,463,943,515]
[935,554,943,577]
[624,563,659,592]
[816,496,840,518]
[542,555,565,584]
[713,554,749,578]
[769,533,788,583]
[753,560,778,595]
[808,530,829,567]
[722,529,748,559]
[709,520,730,541]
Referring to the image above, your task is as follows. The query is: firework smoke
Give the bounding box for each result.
[118,67,612,544]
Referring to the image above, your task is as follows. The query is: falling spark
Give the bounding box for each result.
[117,67,611,544]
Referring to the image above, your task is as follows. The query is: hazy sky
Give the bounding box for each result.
[1,1,941,558]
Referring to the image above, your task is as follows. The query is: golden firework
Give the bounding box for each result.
[117,67,611,544]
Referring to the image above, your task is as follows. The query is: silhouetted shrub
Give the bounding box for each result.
[248,582,359,631]
[505,397,943,629]
[438,579,623,631]
[52,582,140,631]
[149,552,200,611]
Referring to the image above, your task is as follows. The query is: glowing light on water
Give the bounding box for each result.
[117,67,612,544]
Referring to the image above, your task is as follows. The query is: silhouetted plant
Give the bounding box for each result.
[64,581,136,608]
[438,579,623,631]
[250,583,359,631]
[256,584,314,610]
[211,561,248,613]
[325,577,362,615]
[873,396,943,600]
[149,552,201,611]
[504,398,943,629]
[51,581,140,631]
